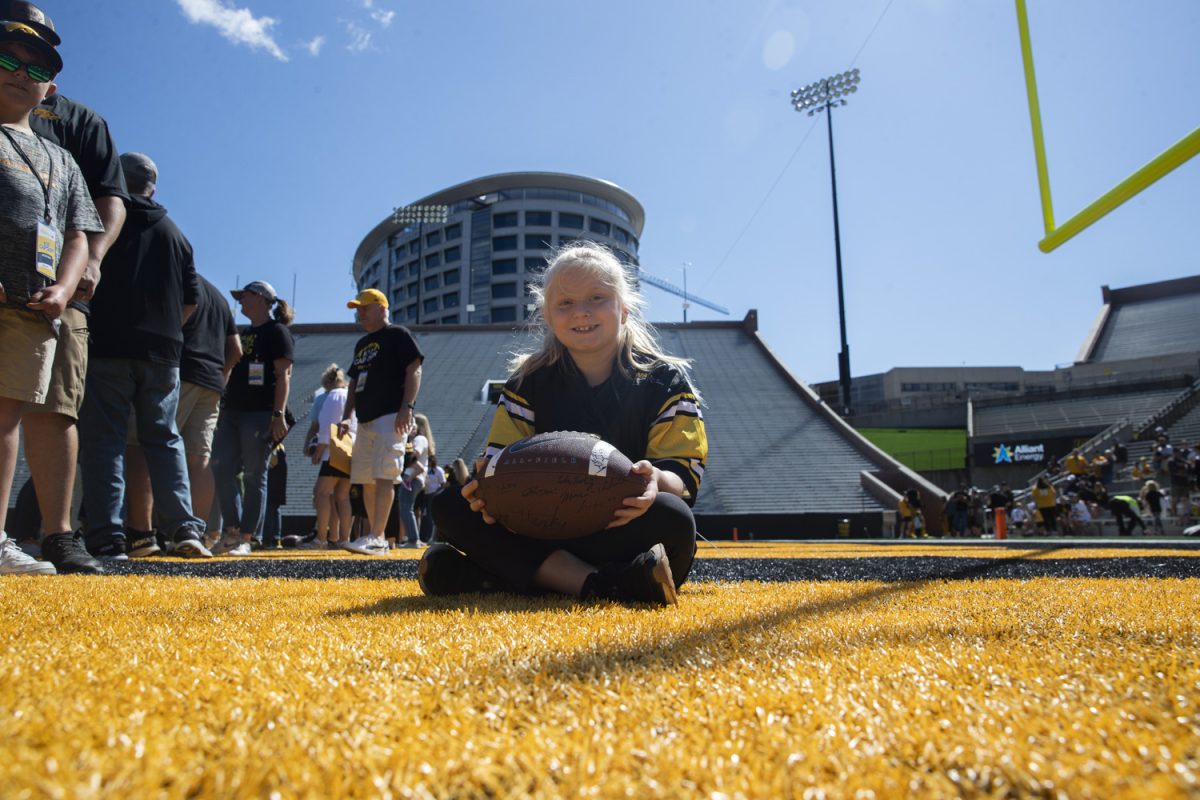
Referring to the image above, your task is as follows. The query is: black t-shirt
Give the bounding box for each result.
[30,94,130,316]
[224,319,294,411]
[181,276,237,393]
[348,324,423,423]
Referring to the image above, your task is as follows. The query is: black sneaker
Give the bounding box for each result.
[42,532,105,575]
[583,543,677,606]
[417,544,501,596]
[93,533,129,562]
[127,530,162,558]
[172,530,213,559]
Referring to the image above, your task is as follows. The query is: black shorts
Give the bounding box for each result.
[318,460,349,479]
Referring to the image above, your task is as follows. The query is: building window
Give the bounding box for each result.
[525,210,552,226]
[425,230,442,247]
[407,281,418,296]
[493,211,519,228]
[424,297,439,314]
[492,306,518,322]
[492,258,518,275]
[493,235,518,251]
[424,274,441,290]
[443,245,461,263]
[408,260,419,276]
[525,257,546,274]
[443,291,459,308]
[589,219,611,236]
[613,227,630,245]
[425,251,442,269]
[444,222,462,241]
[525,233,552,250]
[406,303,418,320]
[391,288,403,306]
[444,268,460,285]
[442,314,459,324]
[559,212,584,230]
[492,282,518,299]
[409,241,421,255]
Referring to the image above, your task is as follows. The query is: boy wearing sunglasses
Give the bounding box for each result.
[0,20,101,574]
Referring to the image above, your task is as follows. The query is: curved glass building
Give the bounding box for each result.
[351,172,645,325]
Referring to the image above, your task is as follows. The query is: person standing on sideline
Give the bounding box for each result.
[78,152,211,559]
[5,1,127,575]
[340,289,423,556]
[0,19,100,574]
[210,281,294,555]
[124,274,241,549]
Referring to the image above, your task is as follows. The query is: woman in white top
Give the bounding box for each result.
[309,366,356,548]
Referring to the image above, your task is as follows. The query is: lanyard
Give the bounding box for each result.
[0,124,54,224]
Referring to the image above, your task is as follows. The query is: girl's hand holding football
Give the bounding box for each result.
[607,460,659,529]
[462,457,497,525]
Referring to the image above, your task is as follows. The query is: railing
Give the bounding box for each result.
[1132,377,1200,440]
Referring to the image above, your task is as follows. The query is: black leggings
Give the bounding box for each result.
[432,488,698,594]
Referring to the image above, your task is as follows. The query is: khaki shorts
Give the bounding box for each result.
[127,382,222,460]
[20,306,87,417]
[0,307,58,404]
[350,414,405,485]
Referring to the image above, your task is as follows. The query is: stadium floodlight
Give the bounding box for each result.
[789,67,862,416]
[392,204,449,225]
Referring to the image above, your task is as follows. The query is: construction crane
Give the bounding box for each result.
[635,266,729,322]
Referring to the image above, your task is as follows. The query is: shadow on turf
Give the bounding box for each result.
[330,548,1069,622]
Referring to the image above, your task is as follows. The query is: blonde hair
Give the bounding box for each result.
[414,412,435,457]
[509,242,697,394]
[320,364,347,391]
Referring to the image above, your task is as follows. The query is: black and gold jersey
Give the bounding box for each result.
[484,355,707,505]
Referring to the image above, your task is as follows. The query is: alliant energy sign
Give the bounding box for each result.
[989,443,1045,464]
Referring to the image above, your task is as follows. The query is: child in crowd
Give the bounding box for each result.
[424,243,707,605]
[0,23,102,575]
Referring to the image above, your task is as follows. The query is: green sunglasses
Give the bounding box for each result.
[0,51,54,83]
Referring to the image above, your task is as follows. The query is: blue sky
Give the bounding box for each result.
[46,0,1199,385]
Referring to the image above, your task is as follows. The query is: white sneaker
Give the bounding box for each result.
[226,542,253,556]
[210,532,242,556]
[0,532,56,575]
[345,536,389,555]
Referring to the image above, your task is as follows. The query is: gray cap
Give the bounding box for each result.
[232,280,278,303]
[119,152,157,189]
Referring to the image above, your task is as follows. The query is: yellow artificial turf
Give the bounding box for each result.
[3,564,1199,798]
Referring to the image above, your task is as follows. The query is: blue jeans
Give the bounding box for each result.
[79,359,202,546]
[397,481,419,544]
[212,408,273,539]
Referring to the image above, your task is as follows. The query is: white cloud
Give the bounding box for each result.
[176,0,288,62]
[303,35,325,56]
[370,9,395,27]
[360,0,395,28]
[343,20,372,52]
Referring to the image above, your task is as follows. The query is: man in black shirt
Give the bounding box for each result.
[125,275,242,540]
[77,153,210,559]
[340,289,423,555]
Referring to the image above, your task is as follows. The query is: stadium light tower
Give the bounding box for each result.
[791,67,860,416]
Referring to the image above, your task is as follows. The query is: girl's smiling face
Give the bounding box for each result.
[546,267,626,362]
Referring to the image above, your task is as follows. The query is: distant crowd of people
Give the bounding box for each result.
[895,434,1198,540]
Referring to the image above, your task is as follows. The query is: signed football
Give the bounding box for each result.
[475,431,650,539]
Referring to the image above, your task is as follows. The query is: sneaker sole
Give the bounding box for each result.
[128,546,162,558]
[0,563,56,575]
[174,540,213,559]
[648,544,678,606]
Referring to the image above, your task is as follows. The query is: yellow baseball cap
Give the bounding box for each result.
[347,288,388,309]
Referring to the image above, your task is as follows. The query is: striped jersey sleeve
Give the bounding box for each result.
[482,385,535,461]
[646,382,707,504]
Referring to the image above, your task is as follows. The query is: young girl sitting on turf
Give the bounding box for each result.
[424,242,707,605]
